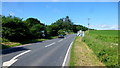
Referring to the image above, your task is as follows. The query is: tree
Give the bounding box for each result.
[45,25,53,37]
[51,16,74,32]
[25,18,44,27]
[25,18,46,38]
[58,30,66,35]
[2,16,29,41]
[49,24,59,36]
[30,24,44,38]
[2,15,90,42]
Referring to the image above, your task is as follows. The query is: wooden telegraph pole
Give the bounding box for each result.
[88,18,90,34]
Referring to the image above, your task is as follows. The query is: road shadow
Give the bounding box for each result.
[2,44,11,49]
[2,47,29,55]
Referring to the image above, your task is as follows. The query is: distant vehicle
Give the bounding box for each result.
[58,35,64,38]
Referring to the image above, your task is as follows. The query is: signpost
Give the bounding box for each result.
[77,30,84,37]
[41,30,45,37]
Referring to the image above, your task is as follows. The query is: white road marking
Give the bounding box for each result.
[45,42,55,47]
[58,39,63,42]
[3,50,31,66]
[2,59,18,67]
[62,42,73,67]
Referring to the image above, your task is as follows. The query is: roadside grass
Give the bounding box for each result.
[1,36,58,49]
[70,36,104,67]
[82,30,118,67]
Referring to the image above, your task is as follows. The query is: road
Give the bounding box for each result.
[2,34,76,67]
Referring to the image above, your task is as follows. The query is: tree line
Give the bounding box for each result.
[2,15,91,42]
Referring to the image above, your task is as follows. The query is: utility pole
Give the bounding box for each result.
[88,18,90,33]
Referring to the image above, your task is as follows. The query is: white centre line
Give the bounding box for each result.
[45,42,56,47]
[58,39,63,42]
[3,50,31,66]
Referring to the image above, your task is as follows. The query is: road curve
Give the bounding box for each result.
[2,34,76,67]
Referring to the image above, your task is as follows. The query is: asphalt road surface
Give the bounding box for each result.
[2,34,76,67]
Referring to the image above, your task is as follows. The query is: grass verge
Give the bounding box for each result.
[82,30,118,67]
[70,36,104,67]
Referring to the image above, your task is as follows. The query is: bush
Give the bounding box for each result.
[2,38,9,42]
[58,30,66,35]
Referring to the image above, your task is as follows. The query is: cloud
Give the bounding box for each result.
[90,25,118,30]
[9,11,15,16]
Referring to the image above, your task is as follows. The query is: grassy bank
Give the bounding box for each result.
[82,30,118,67]
[1,36,57,49]
[70,36,104,67]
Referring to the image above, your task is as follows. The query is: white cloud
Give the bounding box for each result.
[9,11,15,16]
[90,25,118,30]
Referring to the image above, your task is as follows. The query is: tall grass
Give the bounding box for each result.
[82,30,118,67]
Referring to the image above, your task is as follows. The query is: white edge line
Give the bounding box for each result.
[62,41,73,67]
[45,42,55,47]
[3,50,31,66]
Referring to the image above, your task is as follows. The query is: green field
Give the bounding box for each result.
[70,36,104,66]
[82,30,118,67]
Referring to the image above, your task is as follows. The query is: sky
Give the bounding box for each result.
[2,0,119,2]
[2,2,118,30]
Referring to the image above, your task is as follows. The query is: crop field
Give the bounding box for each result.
[82,30,118,67]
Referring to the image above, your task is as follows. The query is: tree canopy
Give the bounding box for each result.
[2,15,91,42]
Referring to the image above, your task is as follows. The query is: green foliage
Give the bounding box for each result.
[45,25,53,36]
[73,25,89,32]
[57,30,66,35]
[2,16,29,41]
[51,16,88,35]
[25,18,46,38]
[30,24,44,38]
[45,24,59,36]
[2,38,9,42]
[52,16,74,31]
[2,16,46,42]
[2,15,89,42]
[25,18,44,27]
[82,30,118,67]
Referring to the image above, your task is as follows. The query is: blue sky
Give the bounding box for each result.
[2,2,118,30]
[2,0,119,2]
